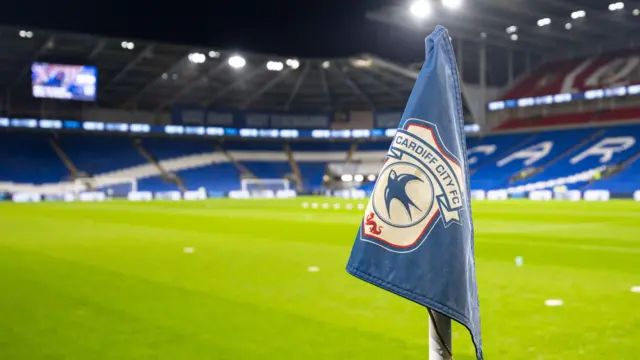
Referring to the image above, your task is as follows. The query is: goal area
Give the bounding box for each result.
[241,178,290,193]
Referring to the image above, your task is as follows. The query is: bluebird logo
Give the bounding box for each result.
[384,170,423,221]
[361,118,465,252]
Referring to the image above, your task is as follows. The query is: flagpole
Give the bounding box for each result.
[429,311,452,360]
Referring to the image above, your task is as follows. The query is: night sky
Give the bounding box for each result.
[0,0,428,62]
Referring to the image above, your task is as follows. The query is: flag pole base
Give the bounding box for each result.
[429,310,452,360]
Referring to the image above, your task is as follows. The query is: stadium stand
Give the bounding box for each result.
[502,50,640,100]
[0,132,68,184]
[497,107,640,130]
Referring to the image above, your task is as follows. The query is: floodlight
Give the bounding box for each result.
[441,0,462,10]
[322,61,331,69]
[208,51,221,58]
[510,34,518,41]
[537,18,551,27]
[571,10,586,19]
[341,174,354,182]
[367,174,377,182]
[354,174,364,182]
[351,58,372,68]
[228,55,246,69]
[266,61,284,71]
[565,22,572,30]
[286,59,300,69]
[410,1,431,19]
[188,53,206,64]
[608,2,624,11]
[506,25,517,34]
[634,8,640,16]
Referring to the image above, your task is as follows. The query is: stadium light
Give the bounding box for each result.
[571,10,586,19]
[409,1,431,19]
[510,34,518,41]
[480,32,487,39]
[506,25,517,34]
[341,174,354,182]
[565,22,573,30]
[121,41,135,50]
[285,59,300,69]
[537,18,551,27]
[367,174,377,182]
[19,30,33,38]
[441,0,462,11]
[161,73,168,80]
[188,53,206,64]
[608,2,624,11]
[351,58,372,68]
[354,174,364,182]
[228,55,246,69]
[634,8,640,16]
[322,61,331,69]
[208,51,221,58]
[266,61,284,71]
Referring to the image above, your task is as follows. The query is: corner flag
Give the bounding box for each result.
[346,26,483,360]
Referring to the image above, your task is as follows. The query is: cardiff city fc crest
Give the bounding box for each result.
[360,118,466,253]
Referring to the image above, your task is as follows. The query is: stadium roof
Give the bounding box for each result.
[369,0,640,57]
[0,25,427,115]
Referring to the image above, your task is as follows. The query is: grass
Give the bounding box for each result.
[0,198,639,360]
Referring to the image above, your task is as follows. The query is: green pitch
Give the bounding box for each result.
[1,199,639,360]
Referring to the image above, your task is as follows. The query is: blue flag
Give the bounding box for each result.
[346,26,483,360]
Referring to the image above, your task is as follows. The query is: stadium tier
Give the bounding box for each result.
[497,107,640,130]
[503,50,640,100]
[2,119,639,197]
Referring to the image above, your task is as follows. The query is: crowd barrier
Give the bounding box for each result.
[583,190,610,201]
[12,192,41,203]
[183,191,207,200]
[127,191,153,201]
[529,190,553,201]
[78,192,106,202]
[470,190,486,200]
[487,190,509,200]
[154,191,182,201]
[554,190,582,201]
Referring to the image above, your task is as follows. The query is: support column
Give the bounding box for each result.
[507,50,514,87]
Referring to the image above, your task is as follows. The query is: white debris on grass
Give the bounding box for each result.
[302,202,309,209]
[311,202,318,209]
[322,203,329,209]
[544,299,563,307]
[345,203,353,210]
[333,203,341,210]
[357,204,365,210]
[631,286,640,293]
[515,256,524,267]
[183,247,195,254]
[308,266,320,272]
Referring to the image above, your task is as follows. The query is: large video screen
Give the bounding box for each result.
[31,63,97,102]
